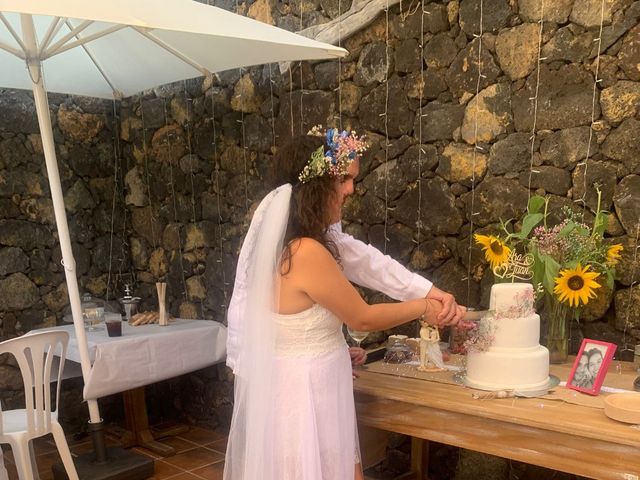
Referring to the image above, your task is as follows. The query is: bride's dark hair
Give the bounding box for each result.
[265,135,340,273]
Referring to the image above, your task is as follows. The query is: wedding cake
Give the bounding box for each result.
[465,283,550,392]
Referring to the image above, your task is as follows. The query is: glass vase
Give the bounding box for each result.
[544,296,570,364]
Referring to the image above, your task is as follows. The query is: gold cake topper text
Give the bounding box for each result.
[493,251,534,280]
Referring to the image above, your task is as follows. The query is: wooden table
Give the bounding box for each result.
[354,360,640,480]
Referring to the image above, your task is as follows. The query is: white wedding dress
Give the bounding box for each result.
[224,184,360,480]
[271,303,359,479]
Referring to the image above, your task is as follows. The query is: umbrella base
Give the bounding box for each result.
[52,447,154,480]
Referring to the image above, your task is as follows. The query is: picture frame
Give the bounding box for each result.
[567,339,617,396]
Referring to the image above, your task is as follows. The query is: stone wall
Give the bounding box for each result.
[1,0,640,472]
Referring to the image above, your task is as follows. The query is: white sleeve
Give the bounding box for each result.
[331,226,433,301]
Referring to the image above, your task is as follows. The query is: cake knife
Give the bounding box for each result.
[462,309,490,322]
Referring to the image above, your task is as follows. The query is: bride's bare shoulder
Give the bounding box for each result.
[289,237,332,260]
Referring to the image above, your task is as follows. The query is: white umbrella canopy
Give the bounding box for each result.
[0,0,347,428]
[0,0,346,98]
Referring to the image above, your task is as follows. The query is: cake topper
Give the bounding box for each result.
[493,251,534,281]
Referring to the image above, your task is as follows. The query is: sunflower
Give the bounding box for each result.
[474,234,511,270]
[606,244,623,265]
[553,264,601,307]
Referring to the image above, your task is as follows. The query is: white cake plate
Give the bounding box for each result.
[462,374,560,396]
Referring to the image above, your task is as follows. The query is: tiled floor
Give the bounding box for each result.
[1,426,228,480]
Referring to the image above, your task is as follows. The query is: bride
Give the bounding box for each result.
[224,128,443,480]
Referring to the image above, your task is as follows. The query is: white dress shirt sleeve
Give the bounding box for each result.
[329,224,433,301]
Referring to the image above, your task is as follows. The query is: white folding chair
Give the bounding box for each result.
[0,331,79,480]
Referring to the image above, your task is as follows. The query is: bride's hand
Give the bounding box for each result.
[349,346,367,366]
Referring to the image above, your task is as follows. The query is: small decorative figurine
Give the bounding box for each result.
[418,322,445,372]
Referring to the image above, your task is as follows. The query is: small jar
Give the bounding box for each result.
[384,335,411,364]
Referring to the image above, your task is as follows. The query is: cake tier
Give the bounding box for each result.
[490,283,534,314]
[490,314,541,349]
[466,345,550,392]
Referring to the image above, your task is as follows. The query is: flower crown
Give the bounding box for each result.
[298,125,368,183]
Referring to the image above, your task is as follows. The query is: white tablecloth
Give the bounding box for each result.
[36,319,227,400]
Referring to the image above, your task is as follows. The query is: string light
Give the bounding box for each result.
[105,99,129,303]
[383,0,390,254]
[575,0,606,217]
[289,68,294,137]
[183,80,205,318]
[235,0,249,214]
[183,82,197,225]
[622,225,640,353]
[465,0,484,305]
[210,79,230,311]
[140,100,158,251]
[526,1,545,203]
[268,63,276,152]
[338,0,342,131]
[162,98,189,302]
[300,1,304,137]
[416,0,425,252]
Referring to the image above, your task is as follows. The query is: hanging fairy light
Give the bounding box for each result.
[210,80,230,311]
[575,0,606,217]
[268,63,277,152]
[415,0,426,251]
[465,0,484,305]
[383,0,390,254]
[105,99,129,303]
[161,98,189,301]
[182,81,197,225]
[140,99,158,251]
[183,80,206,318]
[299,0,305,137]
[337,0,343,130]
[526,1,545,203]
[621,225,640,354]
[235,0,249,214]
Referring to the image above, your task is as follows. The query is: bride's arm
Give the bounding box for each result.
[287,238,442,332]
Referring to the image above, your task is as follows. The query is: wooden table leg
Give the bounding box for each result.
[123,387,176,456]
[394,437,429,480]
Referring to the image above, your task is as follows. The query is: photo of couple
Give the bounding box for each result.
[568,340,617,395]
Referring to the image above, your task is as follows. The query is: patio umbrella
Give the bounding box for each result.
[0,0,346,475]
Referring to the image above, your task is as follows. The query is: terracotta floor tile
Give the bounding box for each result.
[204,438,227,454]
[132,446,163,460]
[164,473,204,479]
[191,462,225,480]
[162,447,224,471]
[148,460,184,480]
[155,435,200,454]
[32,436,57,456]
[177,427,226,445]
[68,440,94,456]
[36,451,62,474]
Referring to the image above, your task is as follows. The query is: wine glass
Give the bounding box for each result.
[83,307,104,332]
[346,326,368,348]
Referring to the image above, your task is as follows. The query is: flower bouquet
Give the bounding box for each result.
[474,189,622,363]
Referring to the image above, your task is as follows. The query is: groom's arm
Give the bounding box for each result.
[331,225,464,325]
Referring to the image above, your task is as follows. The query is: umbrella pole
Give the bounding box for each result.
[26,59,153,480]
[22,14,106,463]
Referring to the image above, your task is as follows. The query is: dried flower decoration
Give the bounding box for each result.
[464,314,497,353]
[298,125,368,183]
